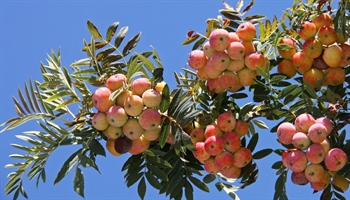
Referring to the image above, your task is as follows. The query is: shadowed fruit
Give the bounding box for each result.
[245,52,266,71]
[142,89,162,108]
[277,59,297,78]
[114,136,132,154]
[304,163,326,182]
[143,126,161,141]
[116,89,132,107]
[227,42,245,60]
[204,156,220,174]
[234,120,249,137]
[203,41,216,58]
[237,67,256,86]
[124,95,144,117]
[303,68,324,88]
[220,165,241,179]
[324,67,346,86]
[106,139,121,156]
[291,171,309,185]
[227,59,245,72]
[339,43,350,67]
[310,172,330,191]
[103,126,123,140]
[332,175,349,192]
[193,142,211,163]
[190,128,205,144]
[207,78,225,94]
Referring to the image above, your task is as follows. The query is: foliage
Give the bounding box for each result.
[1,0,350,200]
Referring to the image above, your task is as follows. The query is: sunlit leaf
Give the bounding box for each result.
[87,20,103,40]
[123,32,141,56]
[106,22,119,42]
[73,167,85,198]
[115,26,129,48]
[54,148,83,185]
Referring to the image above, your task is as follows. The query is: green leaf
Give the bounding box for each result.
[145,172,161,190]
[88,139,106,157]
[126,172,143,187]
[203,174,216,184]
[253,148,273,159]
[252,119,269,129]
[159,118,171,148]
[115,26,128,48]
[185,181,194,200]
[122,32,141,56]
[106,22,119,42]
[137,52,155,73]
[159,84,171,113]
[271,161,283,169]
[73,167,85,198]
[87,20,103,40]
[304,81,317,99]
[147,164,168,181]
[278,84,299,99]
[188,176,209,192]
[145,156,172,168]
[247,133,259,152]
[54,148,83,185]
[137,177,146,200]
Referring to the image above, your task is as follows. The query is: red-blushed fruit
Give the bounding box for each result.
[285,149,308,172]
[193,142,211,163]
[234,120,249,137]
[114,136,132,154]
[217,112,236,132]
[106,138,121,156]
[339,43,350,67]
[227,42,245,60]
[320,138,331,153]
[205,62,224,79]
[313,54,330,70]
[244,52,266,71]
[215,151,235,170]
[302,38,323,58]
[282,149,296,168]
[304,163,326,182]
[204,135,225,156]
[324,148,347,171]
[116,89,132,107]
[142,89,162,108]
[106,73,127,91]
[318,25,338,45]
[196,66,209,81]
[143,126,161,141]
[209,29,231,51]
[278,59,297,78]
[124,94,144,117]
[308,123,328,144]
[204,123,224,139]
[310,172,331,191]
[138,108,162,131]
[204,156,220,174]
[237,67,256,86]
[306,143,326,164]
[190,128,205,144]
[292,52,313,74]
[221,132,241,153]
[208,51,231,72]
[106,105,128,127]
[123,118,145,140]
[294,113,316,133]
[315,117,333,135]
[131,77,151,96]
[203,41,216,58]
[103,125,123,139]
[278,38,297,59]
[227,58,245,72]
[220,165,241,179]
[332,175,350,192]
[277,122,296,145]
[229,32,240,43]
[298,21,317,40]
[291,171,309,185]
[218,70,242,92]
[187,50,207,70]
[128,135,150,155]
[323,44,343,68]
[292,132,311,150]
[323,67,346,86]
[232,147,252,168]
[236,22,256,41]
[303,68,324,88]
[313,13,333,30]
[241,41,256,54]
[92,87,115,112]
[206,78,225,94]
[92,112,109,131]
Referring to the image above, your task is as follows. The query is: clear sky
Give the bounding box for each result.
[1,0,349,200]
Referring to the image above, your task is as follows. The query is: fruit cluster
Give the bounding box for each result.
[277,113,349,192]
[277,13,350,87]
[91,73,168,156]
[190,112,252,179]
[187,22,270,93]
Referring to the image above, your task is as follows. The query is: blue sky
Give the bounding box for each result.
[1,0,349,200]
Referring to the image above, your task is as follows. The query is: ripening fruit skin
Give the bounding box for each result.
[209,29,231,52]
[204,124,224,139]
[324,148,347,171]
[332,175,350,192]
[310,172,331,191]
[303,68,324,88]
[278,38,297,59]
[215,151,234,170]
[234,120,249,137]
[324,67,346,86]
[227,42,245,60]
[221,132,241,153]
[204,156,220,174]
[123,118,145,140]
[302,38,323,59]
[203,41,216,58]
[114,136,132,154]
[313,54,330,70]
[124,95,144,117]
[187,50,207,70]
[308,123,329,144]
[237,67,256,86]
[204,135,225,156]
[292,52,313,74]
[138,108,162,131]
[277,122,296,145]
[220,165,241,179]
[315,117,333,135]
[142,89,162,108]
[236,22,256,41]
[218,70,242,92]
[298,21,317,40]
[106,105,128,127]
[229,32,240,43]
[292,132,311,150]
[304,163,326,183]
[106,139,121,156]
[232,147,252,168]
[277,59,297,78]
[285,149,308,173]
[128,135,150,155]
[207,78,225,94]
[208,51,231,72]
[294,113,316,133]
[103,125,123,140]
[106,73,127,91]
[313,13,333,30]
[193,142,211,163]
[320,138,331,153]
[339,43,350,67]
[291,171,309,185]
[190,128,205,144]
[306,143,326,164]
[323,44,343,68]
[92,112,109,131]
[317,25,338,45]
[143,126,161,141]
[116,89,132,107]
[227,59,245,72]
[92,87,115,112]
[241,41,256,54]
[131,77,151,96]
[245,52,266,71]
[217,112,236,133]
